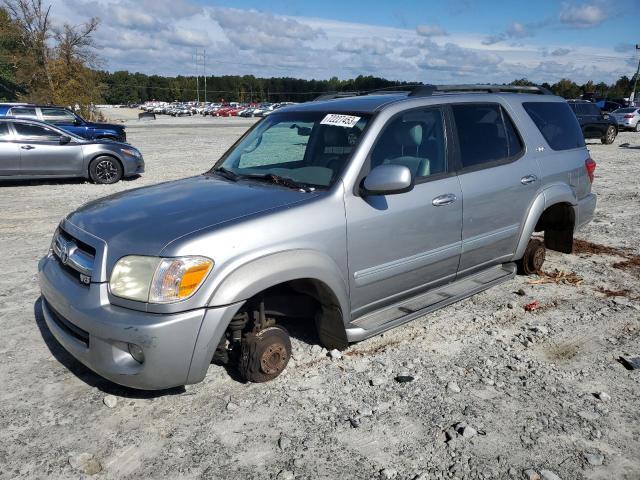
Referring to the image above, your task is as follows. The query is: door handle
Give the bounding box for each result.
[432,194,457,206]
[520,174,538,185]
[20,145,35,150]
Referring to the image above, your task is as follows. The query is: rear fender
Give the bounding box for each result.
[514,184,577,259]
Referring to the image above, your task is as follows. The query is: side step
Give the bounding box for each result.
[346,263,516,342]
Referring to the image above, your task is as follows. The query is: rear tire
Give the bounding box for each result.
[238,326,291,383]
[89,156,123,184]
[516,239,546,275]
[602,126,616,144]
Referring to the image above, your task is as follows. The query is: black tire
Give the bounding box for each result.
[89,156,123,184]
[238,326,291,383]
[635,122,640,133]
[602,126,616,144]
[516,239,546,275]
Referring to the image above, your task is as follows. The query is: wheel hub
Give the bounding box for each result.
[96,160,117,181]
[532,247,545,271]
[260,343,287,375]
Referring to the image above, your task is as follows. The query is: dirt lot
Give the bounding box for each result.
[0,108,638,480]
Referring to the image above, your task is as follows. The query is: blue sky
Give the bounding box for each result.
[55,0,640,84]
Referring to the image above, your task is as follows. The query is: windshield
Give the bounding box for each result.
[213,111,370,189]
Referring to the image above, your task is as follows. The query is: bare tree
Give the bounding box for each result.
[54,17,100,68]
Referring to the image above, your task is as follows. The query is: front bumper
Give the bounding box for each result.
[38,254,240,390]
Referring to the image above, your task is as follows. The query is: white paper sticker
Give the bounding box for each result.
[320,114,361,128]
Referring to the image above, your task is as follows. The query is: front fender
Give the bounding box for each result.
[514,183,577,259]
[208,249,350,320]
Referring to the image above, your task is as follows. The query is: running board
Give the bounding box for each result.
[346,263,516,342]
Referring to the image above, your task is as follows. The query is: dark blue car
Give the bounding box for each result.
[0,104,126,142]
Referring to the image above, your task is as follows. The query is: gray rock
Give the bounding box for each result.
[540,469,562,480]
[370,377,386,386]
[447,381,461,393]
[594,391,611,402]
[226,401,238,411]
[103,395,118,408]
[69,453,102,475]
[278,434,291,451]
[380,468,398,479]
[461,426,477,439]
[277,470,295,480]
[329,349,342,360]
[584,452,604,466]
[522,470,540,480]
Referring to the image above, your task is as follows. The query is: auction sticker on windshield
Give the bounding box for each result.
[320,114,361,128]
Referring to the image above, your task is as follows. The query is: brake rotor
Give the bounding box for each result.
[260,343,287,375]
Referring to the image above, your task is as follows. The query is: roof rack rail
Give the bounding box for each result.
[408,84,552,97]
[313,92,360,101]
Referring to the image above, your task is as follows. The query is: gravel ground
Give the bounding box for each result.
[0,108,639,480]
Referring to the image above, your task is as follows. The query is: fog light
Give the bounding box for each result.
[128,343,145,363]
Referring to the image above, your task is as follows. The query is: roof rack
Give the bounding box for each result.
[408,84,552,97]
[313,92,361,101]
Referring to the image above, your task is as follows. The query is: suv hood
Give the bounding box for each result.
[66,175,316,264]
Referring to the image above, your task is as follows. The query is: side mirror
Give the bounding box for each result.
[362,164,413,196]
[59,135,71,145]
[74,119,82,126]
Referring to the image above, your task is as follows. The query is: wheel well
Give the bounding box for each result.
[534,202,575,254]
[241,278,348,349]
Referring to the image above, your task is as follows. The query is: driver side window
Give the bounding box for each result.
[370,107,447,180]
[41,107,77,124]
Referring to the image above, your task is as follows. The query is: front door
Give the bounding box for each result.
[13,121,84,176]
[345,106,462,317]
[449,102,541,274]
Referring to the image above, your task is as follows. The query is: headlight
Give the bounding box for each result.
[109,255,213,303]
[120,147,140,158]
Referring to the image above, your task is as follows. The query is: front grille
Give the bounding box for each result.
[52,229,95,283]
[46,301,90,347]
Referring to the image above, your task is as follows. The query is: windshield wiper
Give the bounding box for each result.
[244,173,317,192]
[211,166,238,182]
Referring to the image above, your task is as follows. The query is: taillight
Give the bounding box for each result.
[624,114,634,118]
[585,157,596,183]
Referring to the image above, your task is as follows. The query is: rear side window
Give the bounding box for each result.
[451,103,523,169]
[523,102,585,151]
[8,106,37,118]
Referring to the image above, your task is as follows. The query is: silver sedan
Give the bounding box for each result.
[610,107,640,132]
[0,117,144,183]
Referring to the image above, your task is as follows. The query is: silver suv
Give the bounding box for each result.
[38,85,597,389]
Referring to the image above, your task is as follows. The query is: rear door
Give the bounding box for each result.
[0,122,21,175]
[13,122,84,176]
[450,102,540,275]
[345,106,463,316]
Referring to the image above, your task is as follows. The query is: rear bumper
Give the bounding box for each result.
[38,254,240,390]
[574,193,597,231]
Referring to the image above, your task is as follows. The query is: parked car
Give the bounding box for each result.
[595,100,622,113]
[610,107,640,132]
[567,100,618,144]
[0,104,127,143]
[0,117,143,183]
[39,85,596,389]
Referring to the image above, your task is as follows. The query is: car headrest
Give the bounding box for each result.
[393,121,422,148]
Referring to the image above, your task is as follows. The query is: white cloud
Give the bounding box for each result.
[559,3,608,28]
[416,24,447,37]
[336,37,391,56]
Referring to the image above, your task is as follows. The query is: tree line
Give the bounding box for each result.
[1,1,638,108]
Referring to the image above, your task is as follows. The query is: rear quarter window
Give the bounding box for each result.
[523,102,585,151]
